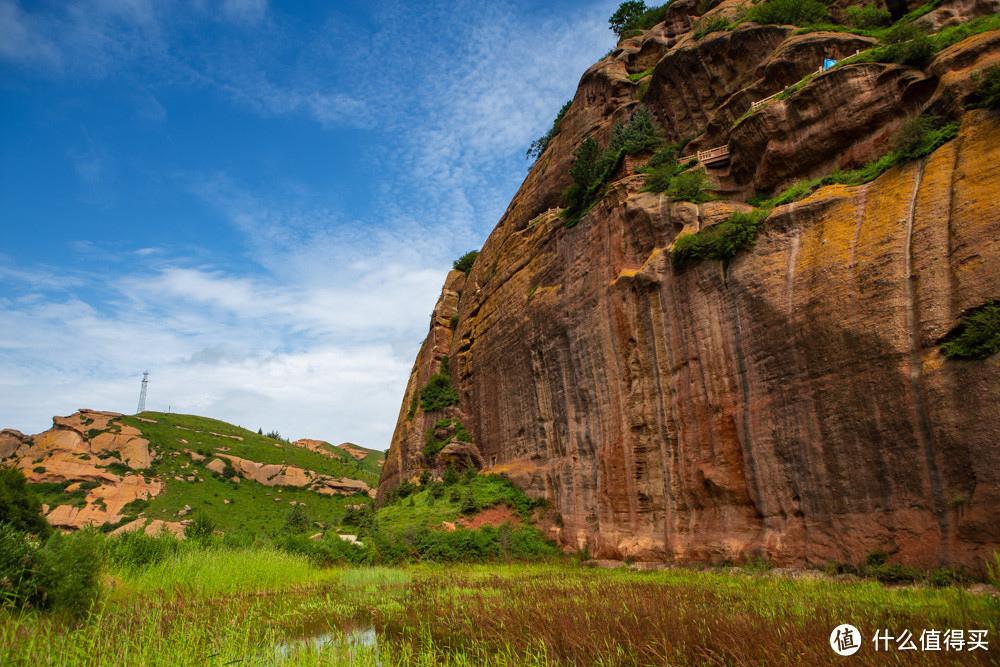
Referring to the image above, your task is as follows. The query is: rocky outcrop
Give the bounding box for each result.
[377,270,468,501]
[0,430,26,459]
[379,7,1000,572]
[217,453,373,496]
[112,518,185,538]
[46,475,161,530]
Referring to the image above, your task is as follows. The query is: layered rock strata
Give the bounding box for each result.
[379,8,1000,571]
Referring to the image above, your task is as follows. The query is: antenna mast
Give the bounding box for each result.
[137,371,149,413]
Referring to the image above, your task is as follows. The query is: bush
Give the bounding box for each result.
[746,0,828,25]
[0,525,103,616]
[940,301,1000,360]
[104,530,180,569]
[862,25,938,67]
[563,107,661,227]
[968,65,1000,111]
[275,532,367,567]
[569,137,605,194]
[419,375,459,412]
[282,505,312,534]
[845,3,890,28]
[672,208,771,268]
[442,465,460,486]
[419,470,432,486]
[120,498,150,515]
[0,466,52,538]
[183,513,215,541]
[527,100,572,160]
[608,105,662,155]
[639,146,680,192]
[452,250,479,273]
[396,478,416,500]
[693,14,730,39]
[894,115,959,162]
[104,461,131,476]
[0,523,44,609]
[37,529,103,616]
[453,421,471,442]
[668,170,713,203]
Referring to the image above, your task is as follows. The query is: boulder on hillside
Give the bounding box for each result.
[438,441,484,471]
[0,429,25,459]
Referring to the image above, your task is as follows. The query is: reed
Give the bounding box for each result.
[3,557,997,666]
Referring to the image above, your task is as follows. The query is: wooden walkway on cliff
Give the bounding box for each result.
[697,145,730,167]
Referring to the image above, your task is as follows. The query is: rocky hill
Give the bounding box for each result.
[377,0,1000,572]
[1,410,383,537]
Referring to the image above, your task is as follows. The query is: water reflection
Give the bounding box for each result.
[275,624,378,662]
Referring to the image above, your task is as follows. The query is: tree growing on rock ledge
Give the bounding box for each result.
[610,1,648,38]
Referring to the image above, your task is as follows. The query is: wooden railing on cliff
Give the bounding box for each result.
[697,145,730,166]
[751,91,781,112]
[748,51,861,114]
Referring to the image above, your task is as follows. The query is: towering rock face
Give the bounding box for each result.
[379,6,1000,571]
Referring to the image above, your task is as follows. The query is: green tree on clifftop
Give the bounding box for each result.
[610,1,648,37]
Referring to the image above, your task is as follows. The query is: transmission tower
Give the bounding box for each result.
[137,371,149,413]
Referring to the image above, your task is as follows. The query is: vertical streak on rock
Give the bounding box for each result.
[903,160,950,561]
[783,221,824,516]
[848,186,869,273]
[722,263,765,519]
[945,133,963,317]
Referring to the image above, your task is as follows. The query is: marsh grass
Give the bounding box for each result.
[110,544,334,596]
[3,560,997,666]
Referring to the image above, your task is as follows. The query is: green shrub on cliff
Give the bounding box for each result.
[609,105,663,155]
[749,113,959,209]
[969,65,1000,111]
[667,170,714,203]
[693,14,731,39]
[940,301,1000,360]
[563,107,662,227]
[893,115,957,161]
[419,356,460,413]
[846,3,891,28]
[638,145,680,192]
[452,250,479,273]
[671,207,771,269]
[527,100,572,161]
[746,0,828,26]
[610,1,674,39]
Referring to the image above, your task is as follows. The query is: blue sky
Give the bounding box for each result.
[0,0,619,447]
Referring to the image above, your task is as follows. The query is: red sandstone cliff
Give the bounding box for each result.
[378,2,1000,571]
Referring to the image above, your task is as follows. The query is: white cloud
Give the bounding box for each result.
[222,0,267,24]
[0,0,623,449]
[0,0,62,66]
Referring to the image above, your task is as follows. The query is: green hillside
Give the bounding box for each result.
[28,411,384,538]
[123,412,384,486]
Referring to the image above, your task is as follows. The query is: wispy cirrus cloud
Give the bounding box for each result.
[0,0,622,447]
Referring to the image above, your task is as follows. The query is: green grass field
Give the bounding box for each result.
[2,544,997,666]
